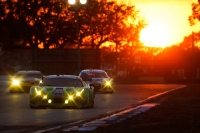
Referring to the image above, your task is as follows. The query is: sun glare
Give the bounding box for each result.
[140,23,171,48]
[116,0,200,48]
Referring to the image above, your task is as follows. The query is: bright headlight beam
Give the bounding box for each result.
[48,99,52,103]
[68,95,73,100]
[43,95,47,99]
[12,79,19,85]
[37,91,41,95]
[105,81,111,86]
[76,89,84,96]
[76,92,81,96]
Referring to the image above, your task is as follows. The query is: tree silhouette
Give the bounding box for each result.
[179,32,200,49]
[189,1,200,26]
[0,0,73,49]
[79,1,145,49]
[0,0,145,50]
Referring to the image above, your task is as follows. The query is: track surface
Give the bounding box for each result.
[0,76,183,132]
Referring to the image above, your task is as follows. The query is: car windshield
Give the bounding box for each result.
[41,78,83,87]
[15,74,43,78]
[80,71,109,79]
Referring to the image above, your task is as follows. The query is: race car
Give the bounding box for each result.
[9,70,44,93]
[79,69,114,93]
[29,75,95,109]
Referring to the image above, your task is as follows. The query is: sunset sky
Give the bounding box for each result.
[118,0,200,48]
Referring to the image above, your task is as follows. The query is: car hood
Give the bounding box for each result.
[32,86,86,93]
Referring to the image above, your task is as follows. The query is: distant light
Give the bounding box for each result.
[68,0,76,4]
[80,0,87,4]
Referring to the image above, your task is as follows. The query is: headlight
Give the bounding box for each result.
[12,79,20,85]
[43,95,47,99]
[68,95,74,100]
[76,89,84,97]
[48,99,52,103]
[105,80,112,87]
[65,100,69,104]
[35,88,45,96]
[36,91,41,95]
[76,92,81,96]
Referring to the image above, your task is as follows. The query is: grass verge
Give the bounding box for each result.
[67,84,200,133]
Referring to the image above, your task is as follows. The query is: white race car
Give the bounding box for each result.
[79,69,113,93]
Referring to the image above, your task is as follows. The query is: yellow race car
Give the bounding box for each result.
[29,75,95,109]
[9,70,44,93]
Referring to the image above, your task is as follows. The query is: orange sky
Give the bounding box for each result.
[117,0,200,48]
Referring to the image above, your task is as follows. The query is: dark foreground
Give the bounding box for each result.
[65,84,200,133]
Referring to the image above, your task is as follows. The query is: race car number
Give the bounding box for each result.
[54,88,64,97]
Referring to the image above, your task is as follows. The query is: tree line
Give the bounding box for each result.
[0,0,145,50]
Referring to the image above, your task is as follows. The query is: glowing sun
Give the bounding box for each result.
[140,23,171,48]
